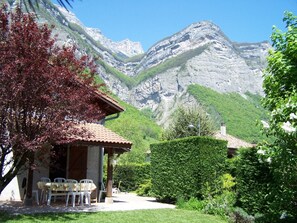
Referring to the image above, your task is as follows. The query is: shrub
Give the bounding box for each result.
[177,174,236,220]
[136,179,154,197]
[201,174,236,219]
[234,147,274,215]
[113,163,151,192]
[229,207,255,223]
[176,197,204,211]
[151,136,227,202]
[202,191,235,218]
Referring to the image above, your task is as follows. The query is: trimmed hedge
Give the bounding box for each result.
[151,136,227,202]
[113,163,151,192]
[234,147,273,216]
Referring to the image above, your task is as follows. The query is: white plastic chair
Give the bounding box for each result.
[65,179,80,207]
[54,178,66,183]
[79,179,93,206]
[53,177,66,202]
[39,177,51,204]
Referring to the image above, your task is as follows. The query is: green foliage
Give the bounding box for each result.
[202,191,235,219]
[234,146,297,222]
[97,60,136,88]
[123,53,145,63]
[177,174,236,220]
[162,106,215,140]
[201,174,236,219]
[187,84,268,143]
[234,147,271,214]
[176,197,205,211]
[263,12,297,112]
[261,11,297,144]
[229,207,255,223]
[151,137,227,202]
[134,45,210,85]
[105,100,162,164]
[140,108,156,121]
[255,11,297,222]
[113,163,151,192]
[136,179,154,197]
[93,75,109,93]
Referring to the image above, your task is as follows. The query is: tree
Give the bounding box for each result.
[0,5,105,204]
[259,11,297,220]
[162,106,215,140]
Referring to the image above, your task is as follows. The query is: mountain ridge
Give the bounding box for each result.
[56,5,144,58]
[3,0,270,128]
[55,3,270,126]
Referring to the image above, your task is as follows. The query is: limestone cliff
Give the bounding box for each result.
[103,21,270,124]
[3,0,270,126]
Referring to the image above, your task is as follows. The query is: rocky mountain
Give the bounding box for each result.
[3,0,271,126]
[103,22,270,125]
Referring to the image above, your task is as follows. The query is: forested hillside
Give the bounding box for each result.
[105,100,162,164]
[188,84,269,143]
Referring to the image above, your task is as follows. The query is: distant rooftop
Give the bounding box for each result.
[214,131,253,149]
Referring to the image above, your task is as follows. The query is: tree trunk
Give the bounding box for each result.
[0,146,27,195]
[24,153,34,206]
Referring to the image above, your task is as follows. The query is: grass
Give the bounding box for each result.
[0,209,227,223]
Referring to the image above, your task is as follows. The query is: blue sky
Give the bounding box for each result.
[55,0,297,51]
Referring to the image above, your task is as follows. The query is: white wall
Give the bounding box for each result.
[87,146,99,187]
[0,149,25,201]
[0,150,49,202]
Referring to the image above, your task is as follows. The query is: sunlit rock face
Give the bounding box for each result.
[7,0,270,125]
[104,21,270,124]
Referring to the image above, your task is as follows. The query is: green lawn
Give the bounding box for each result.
[0,209,227,223]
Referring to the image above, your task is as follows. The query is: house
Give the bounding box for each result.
[214,123,254,158]
[0,91,132,203]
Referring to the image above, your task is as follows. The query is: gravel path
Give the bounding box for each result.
[0,193,175,215]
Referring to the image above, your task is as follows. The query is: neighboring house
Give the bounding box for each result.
[0,91,132,203]
[214,124,254,158]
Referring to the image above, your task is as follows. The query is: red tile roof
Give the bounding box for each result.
[72,123,132,151]
[94,90,125,116]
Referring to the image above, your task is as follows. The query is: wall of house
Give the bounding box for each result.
[0,146,32,202]
[0,174,23,201]
[87,146,100,200]
[1,146,100,202]
[0,151,49,202]
[86,146,99,184]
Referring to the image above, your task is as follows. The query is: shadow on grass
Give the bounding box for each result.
[0,210,100,222]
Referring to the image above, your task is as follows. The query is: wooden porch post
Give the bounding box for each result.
[106,148,114,203]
